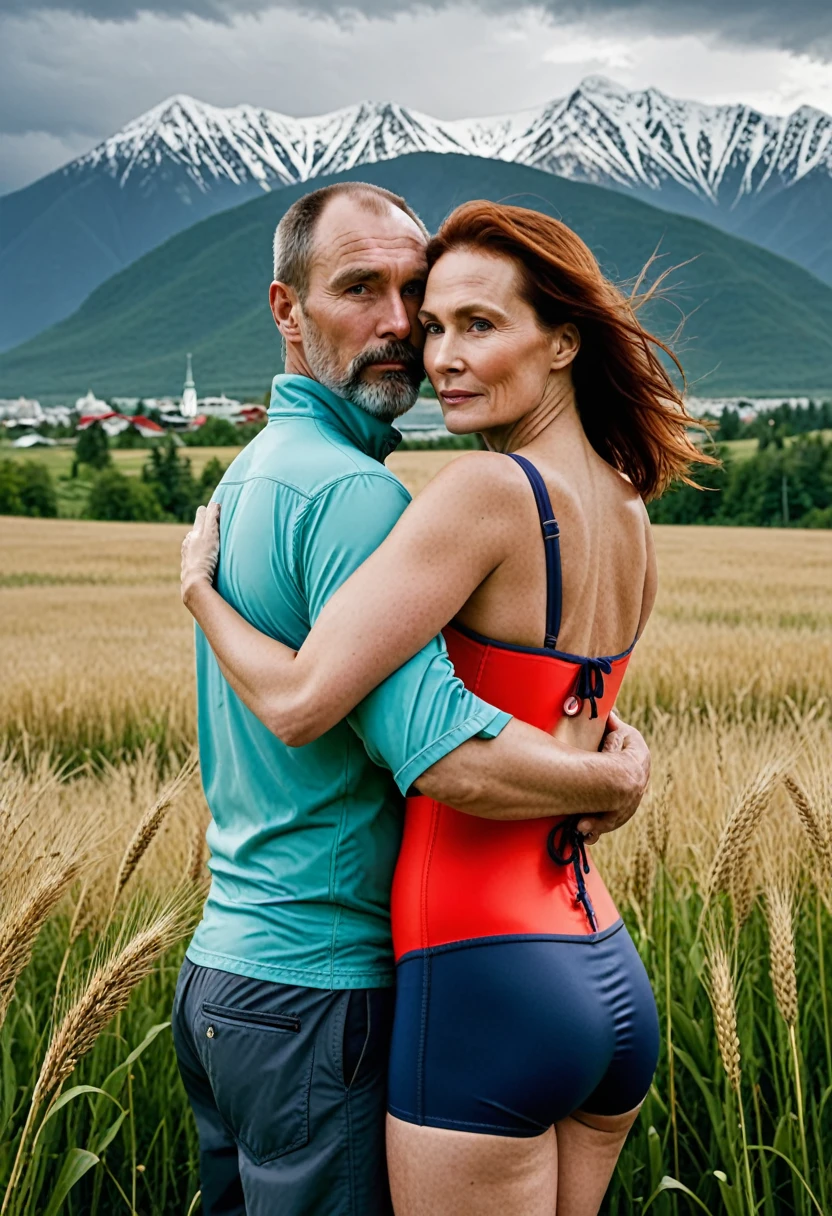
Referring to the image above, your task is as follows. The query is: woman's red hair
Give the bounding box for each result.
[426,201,715,500]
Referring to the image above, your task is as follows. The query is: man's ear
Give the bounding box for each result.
[551,322,580,370]
[270,281,303,344]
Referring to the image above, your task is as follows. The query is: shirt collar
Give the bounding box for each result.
[267,374,403,464]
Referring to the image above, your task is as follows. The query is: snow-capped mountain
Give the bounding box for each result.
[73,78,832,209]
[2,77,831,353]
[76,96,471,191]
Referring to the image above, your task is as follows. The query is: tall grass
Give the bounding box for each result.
[598,712,832,1215]
[1,510,831,1212]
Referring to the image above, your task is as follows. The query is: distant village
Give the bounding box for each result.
[0,355,266,448]
[1,361,828,457]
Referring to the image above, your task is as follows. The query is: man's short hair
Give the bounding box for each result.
[272,182,429,300]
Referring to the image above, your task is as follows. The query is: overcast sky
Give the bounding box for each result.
[2,0,831,195]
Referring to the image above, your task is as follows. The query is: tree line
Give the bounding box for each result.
[0,429,226,522]
[708,398,832,446]
[649,434,832,528]
[3,417,832,528]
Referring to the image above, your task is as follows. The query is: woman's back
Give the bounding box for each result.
[453,432,654,753]
[391,439,648,960]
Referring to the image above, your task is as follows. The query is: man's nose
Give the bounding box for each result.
[376,293,412,341]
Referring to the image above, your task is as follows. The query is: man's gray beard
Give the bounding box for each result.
[300,316,421,424]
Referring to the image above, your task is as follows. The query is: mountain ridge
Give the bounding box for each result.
[2,76,832,352]
[65,78,832,205]
[3,153,832,401]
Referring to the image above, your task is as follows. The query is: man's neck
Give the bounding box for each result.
[284,347,317,382]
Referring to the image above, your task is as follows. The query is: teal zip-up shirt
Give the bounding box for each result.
[187,374,511,990]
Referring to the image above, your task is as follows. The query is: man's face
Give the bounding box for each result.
[297,197,428,422]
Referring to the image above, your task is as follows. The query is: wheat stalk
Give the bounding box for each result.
[629,816,656,916]
[0,861,82,1030]
[766,884,799,1028]
[707,766,779,898]
[730,860,757,931]
[783,773,832,876]
[1,892,198,1212]
[40,909,190,1100]
[706,702,727,789]
[704,922,757,1212]
[68,879,94,946]
[185,815,207,886]
[765,882,811,1185]
[110,753,198,912]
[647,773,672,862]
[707,937,742,1093]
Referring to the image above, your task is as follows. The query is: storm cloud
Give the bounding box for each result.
[1,0,831,196]
[3,0,831,57]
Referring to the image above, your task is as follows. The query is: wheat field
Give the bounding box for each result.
[1,456,831,1214]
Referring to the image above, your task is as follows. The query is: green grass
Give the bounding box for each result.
[0,445,243,477]
[0,931,200,1216]
[3,881,829,1214]
[721,430,832,464]
[0,445,244,518]
[4,432,829,521]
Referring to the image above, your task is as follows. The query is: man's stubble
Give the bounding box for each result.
[298,309,424,424]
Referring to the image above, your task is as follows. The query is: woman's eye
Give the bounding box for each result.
[423,323,443,336]
[470,319,492,333]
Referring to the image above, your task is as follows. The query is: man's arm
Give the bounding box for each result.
[419,712,649,840]
[296,471,649,828]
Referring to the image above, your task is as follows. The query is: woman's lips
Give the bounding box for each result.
[440,390,480,405]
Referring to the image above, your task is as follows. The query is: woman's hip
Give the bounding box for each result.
[387,927,658,1136]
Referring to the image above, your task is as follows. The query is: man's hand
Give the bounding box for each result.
[575,710,650,844]
[181,503,221,606]
[419,710,651,825]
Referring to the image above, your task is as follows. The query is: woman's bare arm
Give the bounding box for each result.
[181,460,652,827]
[182,453,522,745]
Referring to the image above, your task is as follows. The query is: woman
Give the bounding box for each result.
[181,201,708,1215]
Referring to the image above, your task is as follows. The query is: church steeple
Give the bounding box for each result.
[181,352,197,417]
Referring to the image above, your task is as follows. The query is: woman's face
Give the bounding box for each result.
[420,247,576,436]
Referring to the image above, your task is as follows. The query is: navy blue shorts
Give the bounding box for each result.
[387,921,659,1137]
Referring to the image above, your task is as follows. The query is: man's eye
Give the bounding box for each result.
[346,285,368,295]
[470,319,492,333]
[403,282,426,297]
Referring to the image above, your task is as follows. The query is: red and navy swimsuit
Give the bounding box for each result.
[387,453,659,1136]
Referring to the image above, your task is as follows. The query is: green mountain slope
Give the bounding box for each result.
[2,153,832,400]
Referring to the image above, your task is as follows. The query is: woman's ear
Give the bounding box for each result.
[551,323,580,370]
[270,281,303,345]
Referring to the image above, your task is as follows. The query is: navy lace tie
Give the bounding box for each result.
[575,657,613,720]
[547,817,598,932]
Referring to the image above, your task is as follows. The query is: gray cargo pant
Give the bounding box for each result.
[172,958,395,1216]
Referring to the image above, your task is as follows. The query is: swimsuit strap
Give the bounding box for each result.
[507,453,563,648]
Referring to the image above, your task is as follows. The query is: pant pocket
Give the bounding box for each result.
[342,988,394,1093]
[195,999,315,1165]
[342,990,370,1090]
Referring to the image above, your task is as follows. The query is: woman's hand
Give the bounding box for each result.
[177,501,305,739]
[181,503,221,607]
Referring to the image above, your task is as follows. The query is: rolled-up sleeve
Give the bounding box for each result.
[294,471,511,792]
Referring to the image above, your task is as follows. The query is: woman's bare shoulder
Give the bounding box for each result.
[411,449,533,513]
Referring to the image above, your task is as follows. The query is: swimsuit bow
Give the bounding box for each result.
[575,656,613,720]
[547,817,598,932]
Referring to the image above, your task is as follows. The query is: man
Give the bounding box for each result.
[174,182,650,1216]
